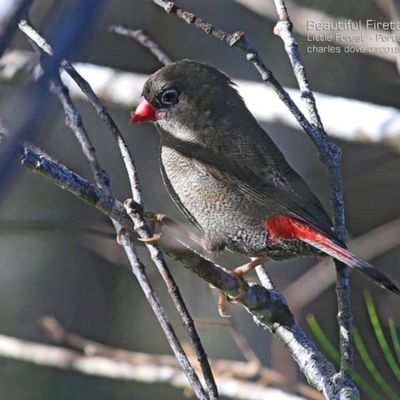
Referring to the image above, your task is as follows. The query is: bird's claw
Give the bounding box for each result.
[145,211,204,246]
[218,292,231,318]
[232,257,269,277]
[138,233,162,243]
[217,271,247,317]
[217,257,269,317]
[116,227,128,245]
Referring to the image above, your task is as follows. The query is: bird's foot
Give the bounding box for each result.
[218,257,269,317]
[141,211,203,244]
[138,212,167,243]
[217,271,246,317]
[231,257,270,280]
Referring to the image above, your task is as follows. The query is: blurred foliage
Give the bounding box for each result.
[308,292,400,400]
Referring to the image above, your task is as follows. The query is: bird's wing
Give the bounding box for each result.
[191,143,342,245]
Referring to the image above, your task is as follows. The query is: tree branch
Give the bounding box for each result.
[233,0,398,63]
[0,0,35,59]
[2,1,386,397]
[3,52,400,148]
[0,0,107,204]
[109,25,173,66]
[0,332,311,400]
[40,316,323,399]
[272,2,354,388]
[19,143,348,399]
[19,20,218,400]
[143,1,361,396]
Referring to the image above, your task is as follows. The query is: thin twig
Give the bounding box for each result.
[0,332,312,400]
[3,51,398,147]
[255,263,275,290]
[20,20,218,399]
[19,142,349,399]
[0,0,107,202]
[21,31,208,400]
[273,2,324,131]
[18,144,133,228]
[272,2,353,384]
[18,19,54,55]
[0,0,35,59]
[146,1,360,397]
[124,200,219,400]
[19,19,143,203]
[97,27,219,400]
[149,1,322,149]
[50,78,110,190]
[109,25,173,66]
[118,232,209,400]
[41,316,323,400]
[63,61,144,204]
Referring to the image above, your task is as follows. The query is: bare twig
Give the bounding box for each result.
[0,332,310,400]
[273,2,346,238]
[124,200,219,400]
[0,0,35,59]
[109,25,173,66]
[144,1,361,397]
[85,26,218,399]
[233,0,398,63]
[19,144,132,227]
[20,20,218,399]
[117,232,209,400]
[18,143,344,398]
[0,0,107,204]
[41,316,323,400]
[255,263,275,290]
[193,318,264,380]
[272,1,354,387]
[3,52,400,148]
[19,19,141,200]
[50,79,111,189]
[149,1,323,153]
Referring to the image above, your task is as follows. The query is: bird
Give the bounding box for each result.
[130,59,399,300]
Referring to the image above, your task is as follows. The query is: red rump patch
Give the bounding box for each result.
[265,215,325,243]
[265,215,355,263]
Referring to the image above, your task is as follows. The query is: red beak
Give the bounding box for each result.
[130,97,160,124]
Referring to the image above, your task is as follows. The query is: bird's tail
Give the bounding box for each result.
[301,234,400,295]
[265,215,400,295]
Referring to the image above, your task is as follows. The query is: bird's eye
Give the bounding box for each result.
[160,89,179,106]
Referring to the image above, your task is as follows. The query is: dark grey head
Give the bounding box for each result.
[131,60,251,141]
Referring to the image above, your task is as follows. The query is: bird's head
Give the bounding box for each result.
[130,60,247,141]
